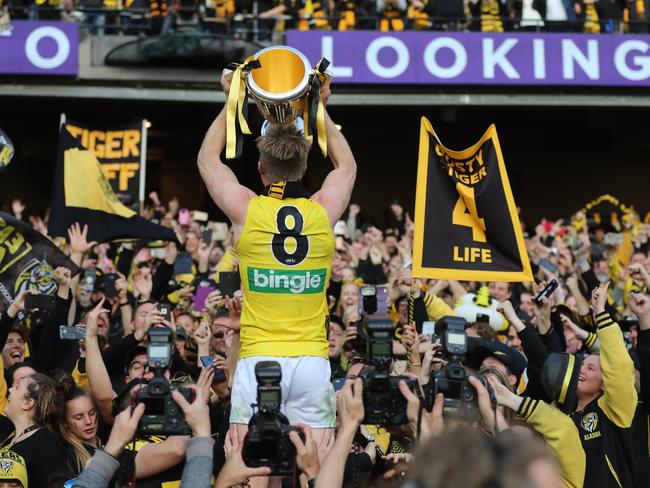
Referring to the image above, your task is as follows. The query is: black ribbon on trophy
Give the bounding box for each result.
[225,46,331,160]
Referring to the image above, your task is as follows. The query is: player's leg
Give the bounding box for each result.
[229,357,270,488]
[284,356,337,462]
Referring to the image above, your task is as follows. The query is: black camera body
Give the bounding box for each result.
[360,316,417,425]
[136,327,193,436]
[425,316,480,418]
[242,361,302,476]
[135,377,194,436]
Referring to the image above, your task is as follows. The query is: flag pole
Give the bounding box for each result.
[139,119,148,214]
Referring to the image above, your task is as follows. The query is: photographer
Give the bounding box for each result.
[84,300,193,483]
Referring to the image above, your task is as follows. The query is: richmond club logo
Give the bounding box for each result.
[0,458,13,474]
[581,412,599,433]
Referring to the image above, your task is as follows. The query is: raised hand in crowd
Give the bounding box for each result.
[175,284,195,304]
[54,266,71,299]
[132,267,153,301]
[401,322,421,371]
[194,321,211,360]
[468,375,508,434]
[418,342,443,386]
[211,294,243,333]
[591,281,610,314]
[399,379,444,442]
[216,428,271,488]
[86,297,110,340]
[104,403,146,458]
[314,379,364,488]
[197,240,215,273]
[144,305,170,330]
[67,222,97,263]
[629,262,650,289]
[532,281,553,334]
[211,355,231,400]
[497,300,525,332]
[28,214,47,236]
[165,241,179,265]
[172,384,211,437]
[204,288,223,319]
[629,292,650,330]
[382,452,413,479]
[6,289,36,318]
[289,424,321,482]
[115,272,129,302]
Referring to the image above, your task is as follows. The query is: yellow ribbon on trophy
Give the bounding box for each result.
[304,58,331,157]
[224,51,330,160]
[225,57,261,160]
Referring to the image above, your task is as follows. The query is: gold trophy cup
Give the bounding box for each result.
[225,45,330,159]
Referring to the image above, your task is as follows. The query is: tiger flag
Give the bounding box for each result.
[0,212,80,307]
[0,129,14,171]
[412,117,532,282]
[48,128,178,244]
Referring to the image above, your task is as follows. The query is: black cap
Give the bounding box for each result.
[554,304,578,325]
[541,353,582,414]
[465,339,527,382]
[124,345,148,372]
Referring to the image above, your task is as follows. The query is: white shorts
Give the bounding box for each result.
[230,356,336,428]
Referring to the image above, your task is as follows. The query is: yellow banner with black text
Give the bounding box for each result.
[412,117,532,282]
[63,118,146,208]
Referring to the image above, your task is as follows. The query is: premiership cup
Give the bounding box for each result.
[244,46,314,125]
[225,46,330,159]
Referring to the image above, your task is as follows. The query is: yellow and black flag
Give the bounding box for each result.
[48,128,177,244]
[0,212,80,307]
[412,117,532,282]
[0,129,14,171]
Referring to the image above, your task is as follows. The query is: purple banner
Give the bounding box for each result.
[0,21,78,76]
[287,31,650,86]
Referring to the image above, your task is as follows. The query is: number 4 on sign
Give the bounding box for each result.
[452,184,486,243]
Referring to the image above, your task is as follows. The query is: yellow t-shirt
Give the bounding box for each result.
[236,195,334,359]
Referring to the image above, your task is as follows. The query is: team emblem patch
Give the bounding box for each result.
[581,412,599,433]
[0,458,13,474]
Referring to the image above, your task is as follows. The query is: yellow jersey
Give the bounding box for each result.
[236,190,334,359]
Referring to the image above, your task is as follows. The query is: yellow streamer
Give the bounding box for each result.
[225,56,257,160]
[225,65,244,159]
[316,97,327,156]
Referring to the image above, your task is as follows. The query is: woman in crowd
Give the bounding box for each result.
[56,379,102,475]
[0,372,69,485]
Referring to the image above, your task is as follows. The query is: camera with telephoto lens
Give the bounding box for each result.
[358,315,418,425]
[134,327,194,435]
[242,361,302,476]
[425,316,482,418]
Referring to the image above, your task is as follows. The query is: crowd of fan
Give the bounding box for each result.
[0,193,646,487]
[1,0,649,36]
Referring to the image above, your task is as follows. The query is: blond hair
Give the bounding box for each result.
[256,124,310,182]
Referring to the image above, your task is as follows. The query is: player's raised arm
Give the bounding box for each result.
[311,81,357,227]
[197,71,255,229]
